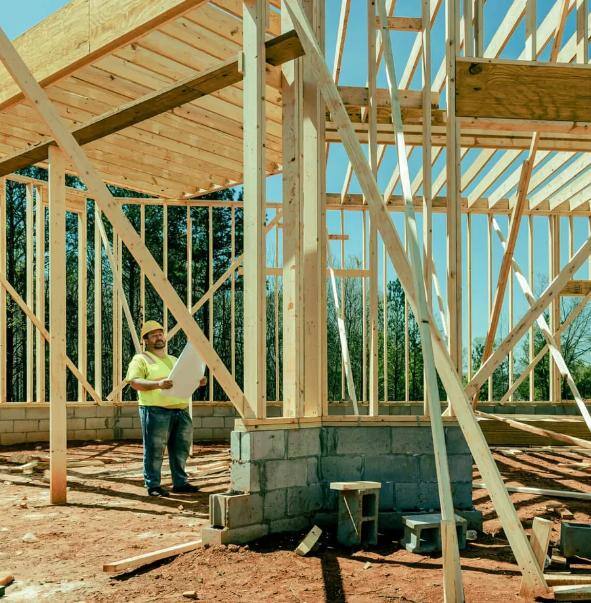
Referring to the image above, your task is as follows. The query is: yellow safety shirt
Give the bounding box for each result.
[125,351,189,409]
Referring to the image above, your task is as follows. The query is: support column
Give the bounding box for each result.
[48,144,67,504]
[446,0,462,380]
[281,1,304,417]
[26,184,34,401]
[78,204,87,402]
[549,215,561,404]
[36,187,46,404]
[0,178,6,404]
[243,0,267,418]
[302,0,327,417]
[94,204,102,398]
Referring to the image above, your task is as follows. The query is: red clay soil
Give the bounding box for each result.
[0,442,590,602]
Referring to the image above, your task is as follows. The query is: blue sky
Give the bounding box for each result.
[4,1,588,362]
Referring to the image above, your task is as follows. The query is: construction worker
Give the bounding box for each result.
[126,320,206,497]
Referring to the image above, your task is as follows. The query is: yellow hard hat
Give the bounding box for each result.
[141,320,164,339]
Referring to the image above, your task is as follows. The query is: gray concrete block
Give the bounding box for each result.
[85,417,108,430]
[320,427,338,455]
[456,509,483,532]
[264,458,307,490]
[25,407,49,420]
[320,455,363,482]
[448,454,473,483]
[119,405,138,417]
[378,510,403,532]
[96,429,113,440]
[114,417,133,429]
[240,430,285,462]
[418,455,437,482]
[269,515,309,534]
[74,406,101,418]
[224,417,235,428]
[391,427,432,454]
[131,418,142,428]
[364,455,419,483]
[451,482,473,510]
[38,420,49,431]
[213,405,235,417]
[192,405,214,416]
[66,408,76,418]
[202,416,225,428]
[307,457,320,484]
[335,426,390,455]
[120,428,141,439]
[0,433,25,445]
[210,493,263,529]
[263,489,286,521]
[212,428,231,441]
[231,461,261,493]
[66,418,86,431]
[394,482,420,511]
[230,431,242,460]
[0,408,26,420]
[444,427,469,454]
[71,430,98,441]
[194,428,213,441]
[25,432,47,443]
[379,481,395,511]
[202,524,269,545]
[419,483,440,511]
[13,420,38,433]
[560,522,591,558]
[96,406,115,418]
[287,428,321,458]
[286,485,324,516]
[0,420,14,433]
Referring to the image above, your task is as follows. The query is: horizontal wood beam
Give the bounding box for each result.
[375,16,423,31]
[456,57,591,122]
[338,85,439,108]
[560,279,591,296]
[0,30,304,178]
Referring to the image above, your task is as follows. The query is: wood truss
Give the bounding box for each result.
[1,0,591,598]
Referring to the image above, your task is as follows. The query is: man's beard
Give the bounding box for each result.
[153,340,166,348]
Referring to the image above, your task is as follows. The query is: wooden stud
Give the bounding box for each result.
[362,211,367,403]
[36,187,46,404]
[230,205,236,378]
[282,0,304,416]
[243,0,267,418]
[550,215,562,405]
[0,178,6,404]
[530,517,553,570]
[186,206,193,424]
[208,206,214,402]
[77,204,87,401]
[112,232,119,403]
[282,4,548,593]
[487,215,493,402]
[340,210,346,400]
[576,0,589,63]
[163,204,168,337]
[94,204,102,398]
[140,204,146,324]
[529,215,535,402]
[48,144,67,504]
[25,184,34,402]
[467,213,472,381]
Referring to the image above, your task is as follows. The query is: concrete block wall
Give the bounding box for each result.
[205,424,477,544]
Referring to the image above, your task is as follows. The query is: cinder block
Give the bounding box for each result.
[444,427,469,454]
[391,427,433,454]
[131,418,142,428]
[320,456,363,482]
[118,405,138,417]
[0,433,25,445]
[71,430,98,441]
[25,407,49,420]
[114,417,133,429]
[230,431,241,460]
[66,418,85,431]
[402,513,467,553]
[96,406,115,418]
[13,420,38,433]
[320,427,338,455]
[201,523,268,545]
[287,485,324,516]
[378,510,403,532]
[0,408,26,420]
[38,420,49,431]
[120,428,141,439]
[194,428,213,441]
[264,458,308,490]
[85,417,108,430]
[66,408,76,418]
[419,483,440,511]
[364,455,419,483]
[560,522,591,558]
[210,493,263,529]
[240,431,285,462]
[213,405,235,417]
[418,455,437,483]
[0,420,14,433]
[231,461,261,493]
[335,427,390,455]
[192,405,214,416]
[287,428,321,458]
[456,509,483,532]
[269,515,309,534]
[451,482,473,510]
[394,482,420,511]
[25,432,48,443]
[263,489,286,521]
[74,406,100,418]
[224,417,235,428]
[212,428,231,441]
[379,481,395,511]
[202,417,225,428]
[96,429,113,440]
[448,455,473,483]
[307,457,320,484]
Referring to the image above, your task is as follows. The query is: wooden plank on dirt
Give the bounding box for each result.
[456,58,591,122]
[553,584,591,600]
[103,539,202,573]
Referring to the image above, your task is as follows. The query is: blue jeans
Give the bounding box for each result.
[139,406,193,489]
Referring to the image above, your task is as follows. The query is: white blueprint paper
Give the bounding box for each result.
[161,343,206,399]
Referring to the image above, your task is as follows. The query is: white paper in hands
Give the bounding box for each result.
[161,342,206,399]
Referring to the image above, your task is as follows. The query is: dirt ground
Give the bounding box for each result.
[0,442,590,602]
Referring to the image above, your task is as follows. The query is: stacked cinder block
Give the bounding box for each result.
[204,424,480,545]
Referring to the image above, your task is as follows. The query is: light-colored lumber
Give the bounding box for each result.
[48,144,67,505]
[94,205,102,398]
[0,179,5,404]
[77,206,87,402]
[550,215,562,405]
[283,0,548,596]
[36,187,46,404]
[103,539,202,573]
[553,584,591,600]
[25,184,34,402]
[377,1,464,598]
[0,23,246,414]
[380,16,423,31]
[475,410,591,449]
[546,575,591,586]
[530,517,553,569]
[474,483,591,501]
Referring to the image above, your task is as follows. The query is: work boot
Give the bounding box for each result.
[171,483,200,494]
[147,486,169,497]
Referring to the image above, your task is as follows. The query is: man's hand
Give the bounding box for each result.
[199,377,207,388]
[158,379,173,390]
